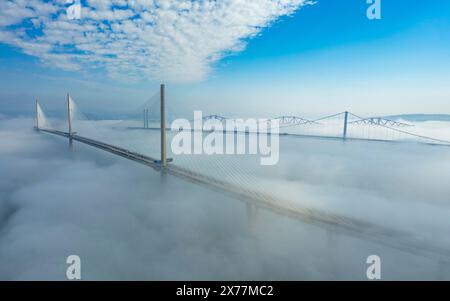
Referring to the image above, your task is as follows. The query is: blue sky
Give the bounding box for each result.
[0,0,449,117]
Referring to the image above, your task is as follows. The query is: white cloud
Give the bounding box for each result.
[0,0,310,82]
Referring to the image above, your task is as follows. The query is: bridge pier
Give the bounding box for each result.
[158,168,169,195]
[68,138,74,152]
[343,111,349,140]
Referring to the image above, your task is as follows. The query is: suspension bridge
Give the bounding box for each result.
[34,85,450,266]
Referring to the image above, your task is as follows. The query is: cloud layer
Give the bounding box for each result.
[0,117,343,280]
[1,117,450,280]
[0,0,309,82]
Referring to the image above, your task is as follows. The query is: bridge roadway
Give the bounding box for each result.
[39,128,450,263]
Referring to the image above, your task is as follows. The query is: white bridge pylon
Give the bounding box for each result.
[67,93,74,136]
[35,99,53,130]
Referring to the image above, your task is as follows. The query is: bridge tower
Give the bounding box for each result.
[160,84,167,167]
[35,99,40,130]
[67,93,73,136]
[343,111,349,139]
[67,93,75,151]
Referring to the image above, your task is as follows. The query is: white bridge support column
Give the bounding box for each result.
[67,93,75,151]
[160,84,167,167]
[35,99,40,130]
[67,93,73,136]
[343,111,349,140]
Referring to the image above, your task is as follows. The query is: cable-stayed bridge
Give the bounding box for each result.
[35,87,450,266]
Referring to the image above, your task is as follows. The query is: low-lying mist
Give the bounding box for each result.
[1,117,450,280]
